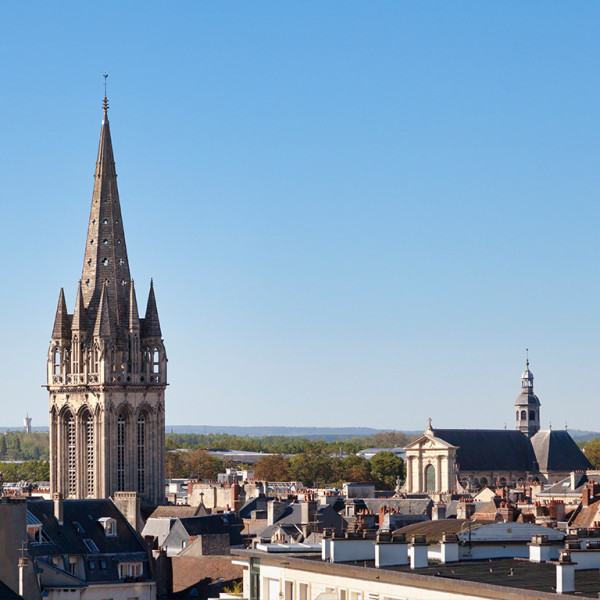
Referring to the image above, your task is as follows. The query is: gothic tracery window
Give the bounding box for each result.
[137,413,146,493]
[117,414,126,491]
[65,412,76,496]
[85,412,94,496]
[53,348,61,375]
[152,349,160,374]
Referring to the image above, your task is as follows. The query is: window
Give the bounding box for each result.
[529,410,535,421]
[92,346,99,373]
[298,583,308,600]
[53,348,61,375]
[152,349,160,374]
[520,410,527,420]
[137,413,145,493]
[119,562,142,579]
[83,538,99,553]
[85,413,94,496]
[425,464,435,492]
[117,415,126,491]
[284,580,293,600]
[66,413,76,496]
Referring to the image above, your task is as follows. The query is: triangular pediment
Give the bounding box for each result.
[404,432,458,451]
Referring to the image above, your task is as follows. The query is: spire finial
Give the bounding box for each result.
[427,417,433,431]
[525,347,529,369]
[102,73,109,116]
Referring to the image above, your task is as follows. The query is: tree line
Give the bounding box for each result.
[166,449,404,490]
[165,430,413,455]
[0,432,49,461]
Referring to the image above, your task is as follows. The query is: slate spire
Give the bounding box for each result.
[142,279,162,338]
[93,283,114,339]
[52,288,71,340]
[129,279,140,332]
[72,280,86,333]
[80,96,132,341]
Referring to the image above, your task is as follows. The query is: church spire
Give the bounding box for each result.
[51,288,71,340]
[142,279,162,338]
[80,97,132,342]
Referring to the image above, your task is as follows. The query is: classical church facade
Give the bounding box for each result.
[404,362,590,495]
[46,98,166,505]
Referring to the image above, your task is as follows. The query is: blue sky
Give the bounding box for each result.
[1,2,599,430]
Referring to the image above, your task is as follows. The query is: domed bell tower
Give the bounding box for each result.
[514,359,540,437]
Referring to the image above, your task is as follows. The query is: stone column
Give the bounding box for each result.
[436,455,442,492]
[408,456,414,493]
[417,453,423,493]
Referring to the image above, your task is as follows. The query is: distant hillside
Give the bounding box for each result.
[165,425,423,441]
[164,425,600,443]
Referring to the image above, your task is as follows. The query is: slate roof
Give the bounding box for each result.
[26,499,150,584]
[0,579,22,600]
[177,514,244,546]
[530,430,592,472]
[258,505,346,541]
[433,429,538,471]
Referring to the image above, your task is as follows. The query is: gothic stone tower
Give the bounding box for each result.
[47,98,166,505]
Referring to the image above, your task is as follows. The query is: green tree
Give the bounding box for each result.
[288,452,340,487]
[188,450,224,481]
[0,437,7,458]
[253,454,290,481]
[166,451,190,478]
[369,451,404,490]
[582,438,600,469]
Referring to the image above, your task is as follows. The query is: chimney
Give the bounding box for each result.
[410,536,428,569]
[53,492,63,525]
[582,483,592,508]
[432,502,446,520]
[112,491,143,532]
[267,500,286,526]
[301,500,317,526]
[555,551,575,594]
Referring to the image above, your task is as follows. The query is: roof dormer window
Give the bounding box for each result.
[98,517,117,537]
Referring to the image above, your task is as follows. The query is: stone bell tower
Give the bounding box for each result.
[46,96,166,504]
[514,358,540,437]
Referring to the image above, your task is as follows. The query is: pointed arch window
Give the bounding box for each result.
[152,349,160,374]
[53,348,61,376]
[85,412,94,497]
[72,337,79,374]
[137,413,146,494]
[65,412,76,496]
[117,414,126,491]
[92,345,100,373]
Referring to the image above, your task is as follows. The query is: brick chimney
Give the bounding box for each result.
[582,483,593,508]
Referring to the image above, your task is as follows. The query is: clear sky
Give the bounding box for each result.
[1,2,599,431]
